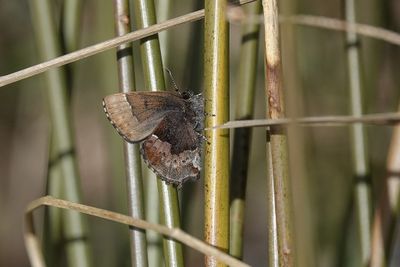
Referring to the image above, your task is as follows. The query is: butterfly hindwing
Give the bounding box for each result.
[140,135,201,185]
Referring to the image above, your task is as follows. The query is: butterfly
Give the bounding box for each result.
[102,91,204,186]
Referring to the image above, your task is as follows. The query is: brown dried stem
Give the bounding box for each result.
[262,0,294,266]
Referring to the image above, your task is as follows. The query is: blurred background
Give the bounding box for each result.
[1,0,399,266]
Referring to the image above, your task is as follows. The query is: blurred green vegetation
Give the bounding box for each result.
[0,0,399,266]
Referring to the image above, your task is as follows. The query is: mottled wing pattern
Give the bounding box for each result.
[103,91,204,186]
[140,137,201,185]
[124,91,185,121]
[140,111,203,185]
[103,93,174,142]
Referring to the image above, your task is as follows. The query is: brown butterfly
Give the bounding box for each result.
[102,91,204,186]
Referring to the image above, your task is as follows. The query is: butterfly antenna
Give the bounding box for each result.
[165,68,180,92]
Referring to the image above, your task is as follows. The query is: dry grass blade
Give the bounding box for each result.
[281,15,400,47]
[0,10,203,88]
[24,196,250,267]
[2,9,398,88]
[25,213,45,267]
[209,112,400,130]
[1,10,397,90]
[232,14,400,47]
[0,0,255,88]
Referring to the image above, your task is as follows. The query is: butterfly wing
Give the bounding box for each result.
[103,92,184,143]
[140,112,203,185]
[140,135,201,186]
[103,91,204,186]
[124,91,185,121]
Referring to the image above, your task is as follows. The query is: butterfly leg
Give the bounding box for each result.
[196,131,210,145]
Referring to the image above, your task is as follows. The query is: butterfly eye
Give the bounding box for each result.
[181,91,193,100]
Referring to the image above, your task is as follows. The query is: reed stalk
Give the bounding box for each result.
[229,1,261,260]
[113,0,148,266]
[344,1,372,266]
[133,0,184,265]
[280,0,316,266]
[262,0,294,266]
[29,0,92,266]
[204,0,230,266]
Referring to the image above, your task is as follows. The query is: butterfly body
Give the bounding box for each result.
[103,91,204,186]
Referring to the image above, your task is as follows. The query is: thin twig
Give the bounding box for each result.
[0,10,204,88]
[0,0,254,88]
[24,196,250,267]
[209,112,400,130]
[280,15,400,46]
[234,14,400,47]
[2,10,399,88]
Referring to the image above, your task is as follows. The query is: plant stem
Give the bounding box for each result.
[43,139,63,266]
[262,0,294,266]
[29,1,92,266]
[385,114,400,265]
[204,0,230,266]
[229,1,261,260]
[280,0,316,266]
[62,0,83,53]
[344,1,372,266]
[132,0,184,266]
[113,0,149,266]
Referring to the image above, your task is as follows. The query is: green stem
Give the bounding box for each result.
[113,0,149,266]
[204,0,230,266]
[345,0,371,266]
[62,0,83,53]
[29,1,92,266]
[157,0,172,66]
[43,139,63,266]
[133,0,184,266]
[229,1,261,260]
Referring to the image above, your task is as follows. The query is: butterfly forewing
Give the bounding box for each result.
[124,92,186,121]
[103,93,173,142]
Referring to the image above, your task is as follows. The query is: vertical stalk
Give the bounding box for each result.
[156,0,171,66]
[43,141,63,266]
[145,169,163,267]
[29,1,92,267]
[132,0,184,266]
[204,0,230,266]
[262,0,294,266]
[61,0,84,90]
[113,1,148,266]
[182,0,204,92]
[371,188,389,267]
[43,1,84,265]
[280,0,316,266]
[345,1,372,266]
[229,1,261,260]
[62,0,83,53]
[267,142,279,267]
[386,118,400,265]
